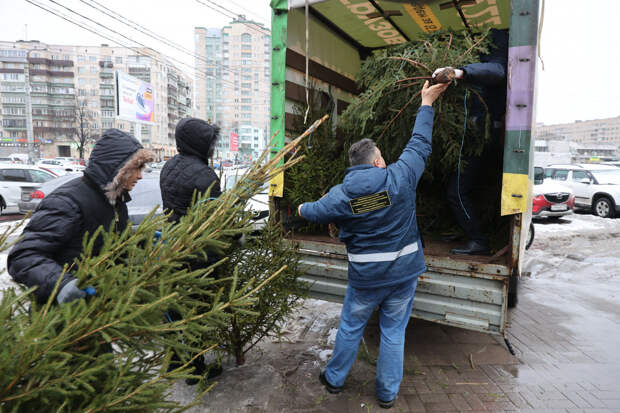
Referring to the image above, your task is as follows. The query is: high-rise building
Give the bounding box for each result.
[0,40,193,160]
[194,16,270,160]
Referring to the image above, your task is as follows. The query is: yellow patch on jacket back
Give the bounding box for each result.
[349,190,391,215]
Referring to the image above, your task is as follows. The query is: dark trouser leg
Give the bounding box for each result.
[446,157,488,245]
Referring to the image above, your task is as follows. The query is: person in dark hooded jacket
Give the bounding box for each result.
[8,129,154,304]
[159,117,223,385]
[160,117,221,223]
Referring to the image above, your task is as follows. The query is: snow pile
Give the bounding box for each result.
[525,213,620,281]
[0,253,17,293]
[535,213,620,238]
[326,328,338,346]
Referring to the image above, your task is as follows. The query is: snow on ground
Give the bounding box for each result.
[523,212,620,315]
[534,212,620,237]
[0,219,28,294]
[524,213,620,282]
[0,253,16,292]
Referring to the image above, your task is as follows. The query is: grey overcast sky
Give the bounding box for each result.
[0,0,618,126]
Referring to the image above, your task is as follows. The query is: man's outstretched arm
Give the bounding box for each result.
[396,81,450,187]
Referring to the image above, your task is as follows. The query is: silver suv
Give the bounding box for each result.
[545,164,620,218]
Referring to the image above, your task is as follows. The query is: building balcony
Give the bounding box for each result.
[99,61,114,68]
[2,125,27,130]
[33,126,73,133]
[28,57,73,67]
[30,69,75,78]
[0,68,24,74]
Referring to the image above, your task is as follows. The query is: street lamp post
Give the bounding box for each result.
[24,49,35,164]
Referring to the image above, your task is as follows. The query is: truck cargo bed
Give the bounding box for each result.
[288,234,509,335]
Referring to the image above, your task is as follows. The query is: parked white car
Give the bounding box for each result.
[37,159,84,176]
[545,164,620,218]
[0,165,57,213]
[222,168,269,230]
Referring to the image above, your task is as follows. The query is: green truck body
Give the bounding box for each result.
[269,0,540,335]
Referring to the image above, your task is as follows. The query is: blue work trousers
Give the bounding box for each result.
[324,277,418,401]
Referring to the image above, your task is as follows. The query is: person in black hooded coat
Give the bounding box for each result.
[8,129,154,304]
[160,117,221,223]
[159,117,223,384]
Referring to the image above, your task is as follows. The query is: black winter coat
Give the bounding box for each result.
[8,129,144,303]
[460,28,509,125]
[160,118,221,223]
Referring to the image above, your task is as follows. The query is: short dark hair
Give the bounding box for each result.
[348,138,378,166]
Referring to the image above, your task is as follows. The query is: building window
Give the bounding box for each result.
[241,33,251,43]
[1,73,24,81]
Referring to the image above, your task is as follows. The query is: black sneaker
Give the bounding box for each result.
[205,363,223,380]
[377,397,395,409]
[319,370,343,394]
[185,356,207,386]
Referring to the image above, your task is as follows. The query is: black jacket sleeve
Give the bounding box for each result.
[8,194,84,303]
[462,62,506,87]
[461,29,508,87]
[195,167,222,199]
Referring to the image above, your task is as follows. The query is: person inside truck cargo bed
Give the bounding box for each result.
[297,80,449,409]
[433,28,508,255]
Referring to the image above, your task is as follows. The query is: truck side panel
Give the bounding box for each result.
[295,240,508,334]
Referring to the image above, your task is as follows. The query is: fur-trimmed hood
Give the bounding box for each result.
[84,129,155,205]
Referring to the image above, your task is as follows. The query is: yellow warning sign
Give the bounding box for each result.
[403,3,442,33]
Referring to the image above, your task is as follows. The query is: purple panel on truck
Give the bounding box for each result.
[505,45,536,131]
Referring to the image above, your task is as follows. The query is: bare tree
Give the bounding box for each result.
[70,98,97,160]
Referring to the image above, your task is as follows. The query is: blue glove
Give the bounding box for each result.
[56,279,86,304]
[83,286,96,296]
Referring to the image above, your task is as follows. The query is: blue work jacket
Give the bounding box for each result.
[300,105,434,289]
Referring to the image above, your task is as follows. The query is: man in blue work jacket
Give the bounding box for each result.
[297,80,449,409]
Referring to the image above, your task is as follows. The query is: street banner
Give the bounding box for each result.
[230,132,239,152]
[115,71,154,123]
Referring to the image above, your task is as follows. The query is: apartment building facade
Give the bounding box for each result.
[0,40,192,160]
[535,116,620,149]
[194,16,271,161]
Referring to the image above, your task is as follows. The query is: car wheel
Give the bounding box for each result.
[525,222,534,250]
[0,196,5,215]
[594,197,615,218]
